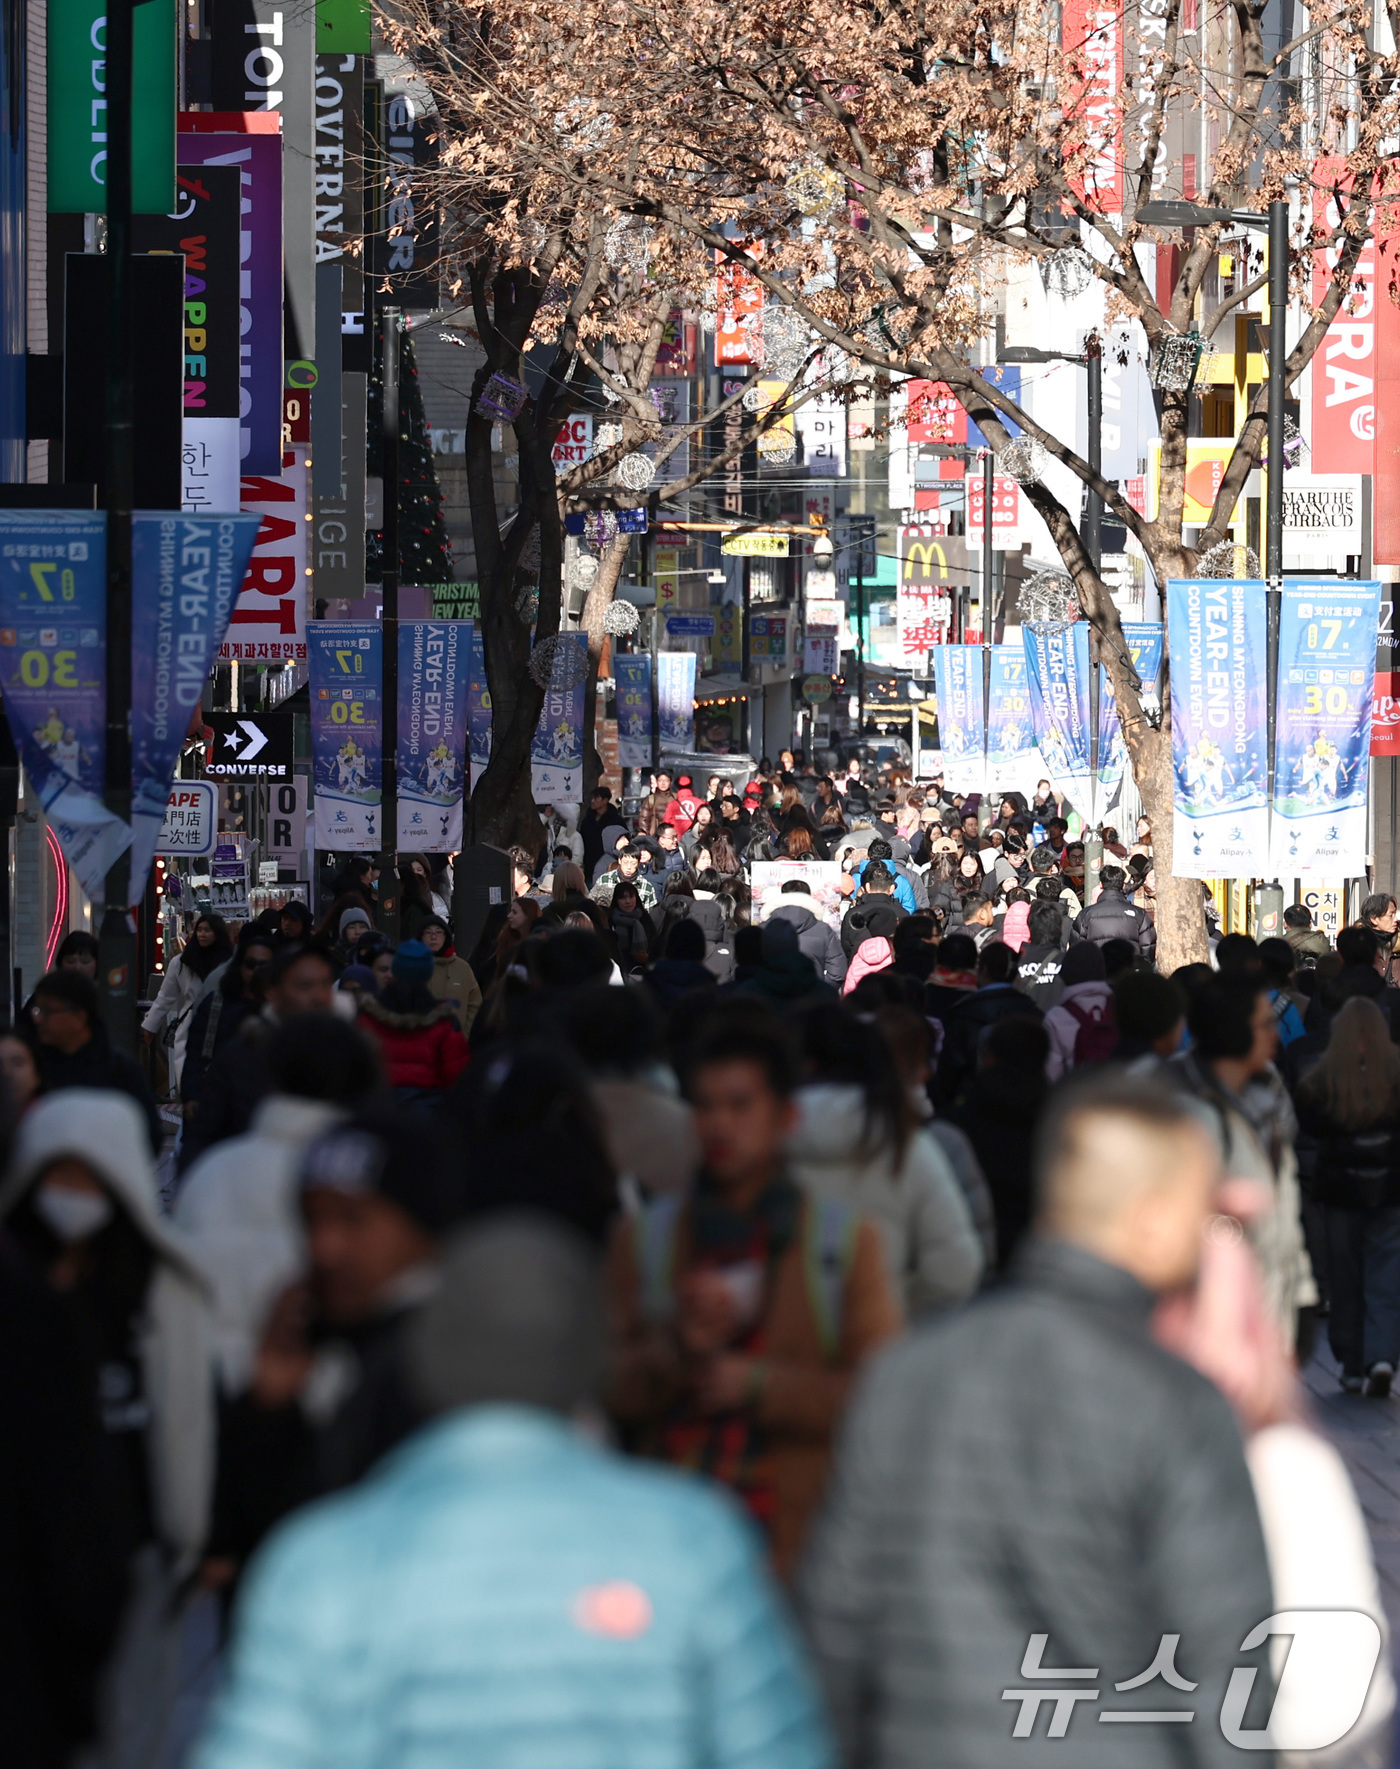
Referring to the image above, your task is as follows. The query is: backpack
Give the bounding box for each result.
[635,1192,859,1358]
[1064,995,1119,1066]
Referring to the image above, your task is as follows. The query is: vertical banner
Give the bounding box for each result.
[129,513,261,893]
[48,0,176,213]
[175,124,286,474]
[1166,578,1268,878]
[986,645,1039,796]
[0,513,130,896]
[1023,623,1095,809]
[1095,622,1165,789]
[133,166,245,514]
[397,620,469,850]
[1373,583,1400,755]
[466,621,492,781]
[931,644,985,795]
[1270,579,1382,874]
[1062,0,1124,213]
[221,454,309,662]
[530,634,588,801]
[656,651,698,751]
[614,653,653,769]
[309,621,382,848]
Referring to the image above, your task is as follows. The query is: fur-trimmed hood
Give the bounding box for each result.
[358,994,461,1033]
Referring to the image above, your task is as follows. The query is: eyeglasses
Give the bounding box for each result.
[31,1001,76,1019]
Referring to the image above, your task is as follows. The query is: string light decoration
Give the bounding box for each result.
[862,304,913,351]
[529,633,591,687]
[1198,540,1261,578]
[1283,414,1308,466]
[786,164,844,217]
[758,436,797,464]
[1149,332,1204,393]
[759,305,811,379]
[1044,246,1095,299]
[1020,570,1078,622]
[616,452,655,490]
[569,552,599,590]
[1000,437,1047,485]
[584,510,619,547]
[603,599,640,636]
[476,372,528,420]
[604,215,652,274]
[594,421,623,453]
[515,586,540,623]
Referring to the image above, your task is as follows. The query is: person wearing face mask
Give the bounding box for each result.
[0,1089,216,1769]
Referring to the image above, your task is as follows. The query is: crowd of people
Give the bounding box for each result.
[4,747,1400,1768]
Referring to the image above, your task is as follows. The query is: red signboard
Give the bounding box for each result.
[1311,158,1379,478]
[1373,671,1400,754]
[1062,0,1124,213]
[713,248,764,367]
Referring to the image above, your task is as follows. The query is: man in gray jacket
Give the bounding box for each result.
[799,1075,1275,1768]
[768,879,848,987]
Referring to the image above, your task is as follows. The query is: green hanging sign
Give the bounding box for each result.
[316,0,370,54]
[48,0,177,215]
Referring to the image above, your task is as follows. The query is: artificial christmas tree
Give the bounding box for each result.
[366,325,454,585]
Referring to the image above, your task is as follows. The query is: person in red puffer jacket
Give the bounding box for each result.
[357,941,469,1102]
[662,775,703,835]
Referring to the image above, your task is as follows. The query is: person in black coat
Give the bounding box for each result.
[1294,995,1400,1394]
[0,1255,130,1769]
[840,863,908,957]
[945,1014,1049,1266]
[933,941,1043,1112]
[30,971,162,1154]
[1305,923,1400,1045]
[1072,863,1156,960]
[1014,902,1069,1010]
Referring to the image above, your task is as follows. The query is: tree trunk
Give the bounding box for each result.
[579,533,631,797]
[1130,721,1208,972]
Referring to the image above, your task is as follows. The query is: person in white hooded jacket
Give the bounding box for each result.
[0,1089,215,1769]
[175,1012,382,1393]
[1042,940,1117,1081]
[785,1003,983,1316]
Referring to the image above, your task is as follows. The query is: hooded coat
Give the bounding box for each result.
[426,948,483,1034]
[358,994,470,1094]
[767,897,848,987]
[0,1091,216,1567]
[787,1085,983,1317]
[175,1096,347,1393]
[839,893,907,958]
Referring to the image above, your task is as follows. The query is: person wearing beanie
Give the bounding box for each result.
[356,945,470,1100]
[1042,940,1116,1080]
[199,1218,829,1769]
[418,913,483,1034]
[335,905,373,969]
[207,1103,465,1580]
[641,916,716,1010]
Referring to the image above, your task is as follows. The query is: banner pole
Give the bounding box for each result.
[1265,199,1288,865]
[979,448,994,831]
[380,306,401,939]
[99,0,138,1052]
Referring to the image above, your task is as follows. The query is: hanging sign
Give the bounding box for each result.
[48,0,176,214]
[1023,622,1095,811]
[614,654,653,769]
[1095,622,1165,789]
[1167,578,1268,879]
[1270,579,1382,874]
[986,646,1039,797]
[932,643,984,796]
[466,620,492,781]
[221,453,309,662]
[309,621,382,849]
[656,651,697,750]
[530,633,588,801]
[397,620,470,850]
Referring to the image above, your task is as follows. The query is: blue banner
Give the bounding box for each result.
[1167,578,1268,878]
[129,513,260,896]
[932,643,985,795]
[466,620,491,780]
[987,645,1038,797]
[1095,622,1165,791]
[531,633,588,802]
[656,651,697,751]
[1023,622,1094,812]
[615,653,653,769]
[1270,579,1381,874]
[397,620,470,852]
[309,622,382,850]
[0,511,130,899]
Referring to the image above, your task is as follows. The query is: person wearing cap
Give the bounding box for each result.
[210,1104,464,1573]
[663,774,704,835]
[197,1217,830,1769]
[356,941,470,1102]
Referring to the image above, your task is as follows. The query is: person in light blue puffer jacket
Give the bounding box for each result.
[195,1216,831,1769]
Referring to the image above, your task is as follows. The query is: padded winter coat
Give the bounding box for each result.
[358,998,469,1094]
[194,1407,831,1769]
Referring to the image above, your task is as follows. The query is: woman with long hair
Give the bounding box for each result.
[708,829,743,876]
[1296,997,1400,1394]
[140,913,233,1099]
[785,1002,983,1316]
[680,800,716,863]
[550,860,588,904]
[396,857,438,941]
[493,897,541,982]
[779,824,816,861]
